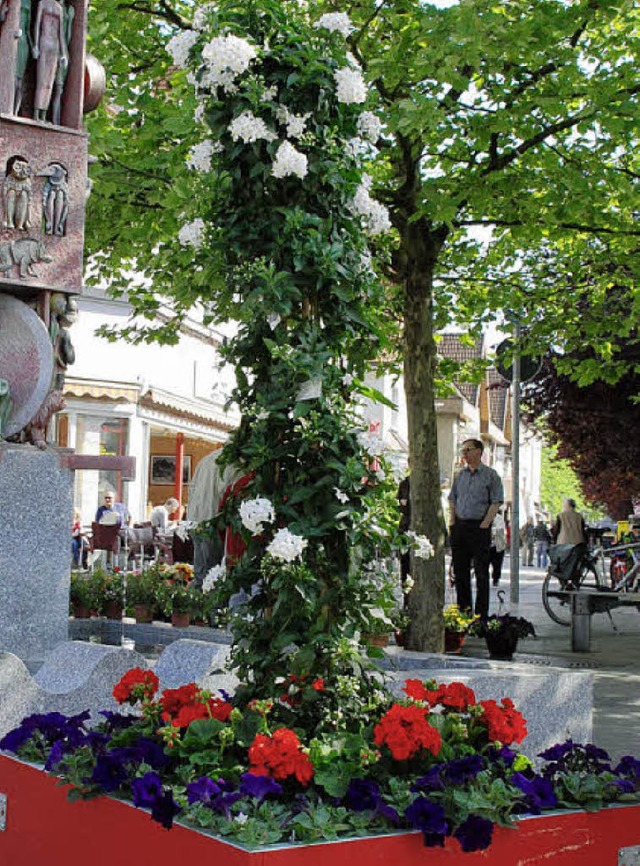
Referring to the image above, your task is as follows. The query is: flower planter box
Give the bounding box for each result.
[1,755,639,866]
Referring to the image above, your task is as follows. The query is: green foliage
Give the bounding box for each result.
[540,444,605,520]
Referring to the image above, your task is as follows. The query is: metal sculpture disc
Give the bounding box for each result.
[0,294,54,437]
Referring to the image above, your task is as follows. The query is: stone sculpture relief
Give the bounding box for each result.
[41,162,69,235]
[49,291,77,389]
[3,156,33,230]
[1,0,34,116]
[33,0,72,124]
[0,236,52,278]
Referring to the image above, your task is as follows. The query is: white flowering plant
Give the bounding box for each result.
[162,0,401,696]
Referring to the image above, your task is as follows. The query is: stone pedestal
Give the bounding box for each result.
[0,443,72,665]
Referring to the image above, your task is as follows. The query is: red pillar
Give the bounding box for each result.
[174,433,184,509]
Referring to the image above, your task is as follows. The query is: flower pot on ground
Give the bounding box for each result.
[134,603,154,623]
[470,614,536,661]
[444,629,466,653]
[126,568,162,620]
[103,599,124,620]
[69,570,99,618]
[91,567,125,618]
[171,611,191,628]
[442,605,478,653]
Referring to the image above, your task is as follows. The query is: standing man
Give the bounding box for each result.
[449,439,504,618]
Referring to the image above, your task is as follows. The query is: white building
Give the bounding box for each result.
[57,286,239,525]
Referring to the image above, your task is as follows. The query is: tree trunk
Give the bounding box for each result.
[402,214,447,652]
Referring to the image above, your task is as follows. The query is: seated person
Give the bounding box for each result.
[150,497,180,534]
[95,490,130,526]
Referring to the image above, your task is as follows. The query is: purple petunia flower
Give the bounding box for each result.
[187,776,224,806]
[343,778,400,824]
[609,778,635,794]
[487,745,518,767]
[132,772,164,808]
[538,740,575,763]
[240,772,283,801]
[511,772,558,813]
[405,796,448,842]
[443,755,485,785]
[454,815,494,852]
[411,766,444,793]
[615,756,640,782]
[90,754,129,791]
[150,789,182,830]
[99,710,137,731]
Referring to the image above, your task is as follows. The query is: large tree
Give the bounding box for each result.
[85,0,639,650]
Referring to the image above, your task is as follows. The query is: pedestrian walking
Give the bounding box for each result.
[533,519,552,568]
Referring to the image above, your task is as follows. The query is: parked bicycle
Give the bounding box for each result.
[542,541,640,626]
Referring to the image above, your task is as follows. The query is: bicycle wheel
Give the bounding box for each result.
[542,573,572,626]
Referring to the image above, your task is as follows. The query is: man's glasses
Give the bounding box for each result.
[461,447,478,453]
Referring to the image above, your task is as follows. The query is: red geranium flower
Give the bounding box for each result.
[403,679,476,711]
[248,728,314,786]
[373,703,442,761]
[312,678,324,691]
[479,698,528,745]
[112,668,159,705]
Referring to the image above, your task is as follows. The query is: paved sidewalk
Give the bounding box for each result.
[454,559,640,762]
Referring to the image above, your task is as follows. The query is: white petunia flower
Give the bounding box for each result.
[342,372,354,386]
[314,12,354,37]
[266,527,308,562]
[178,217,206,248]
[345,136,366,157]
[334,67,367,104]
[239,497,275,535]
[356,111,382,143]
[229,111,277,143]
[261,85,278,102]
[203,562,225,593]
[194,102,205,124]
[166,29,198,68]
[201,34,258,90]
[267,312,281,330]
[334,487,349,504]
[408,531,435,560]
[271,141,308,179]
[186,140,220,172]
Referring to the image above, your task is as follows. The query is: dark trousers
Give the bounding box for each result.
[489,547,505,585]
[451,521,491,618]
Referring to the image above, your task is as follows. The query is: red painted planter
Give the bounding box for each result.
[1,755,639,866]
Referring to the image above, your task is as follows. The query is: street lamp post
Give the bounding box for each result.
[510,323,521,604]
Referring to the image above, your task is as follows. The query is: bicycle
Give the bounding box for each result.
[542,541,640,626]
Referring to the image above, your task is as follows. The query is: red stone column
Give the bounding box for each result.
[174,433,184,508]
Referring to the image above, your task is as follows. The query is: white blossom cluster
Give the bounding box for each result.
[275,105,310,139]
[178,217,206,248]
[314,12,354,37]
[357,429,384,457]
[261,85,279,102]
[266,527,308,562]
[193,3,218,31]
[166,29,199,68]
[356,111,382,143]
[239,497,275,535]
[334,66,367,104]
[203,562,225,593]
[229,110,277,143]
[408,531,435,560]
[201,34,258,91]
[186,139,221,172]
[351,176,392,236]
[334,487,349,503]
[272,141,308,179]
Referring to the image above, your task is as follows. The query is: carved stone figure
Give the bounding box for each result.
[49,291,77,389]
[3,157,32,230]
[0,236,52,279]
[24,388,65,448]
[50,0,74,125]
[7,0,34,115]
[32,0,68,123]
[0,379,12,439]
[41,162,69,235]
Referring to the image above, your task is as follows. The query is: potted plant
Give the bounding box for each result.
[156,563,197,626]
[443,605,478,653]
[126,568,161,623]
[470,614,536,660]
[91,567,125,619]
[69,570,98,618]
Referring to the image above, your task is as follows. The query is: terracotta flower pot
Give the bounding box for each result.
[444,629,466,653]
[71,604,91,619]
[134,604,154,624]
[103,600,124,620]
[364,633,389,647]
[171,612,191,628]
